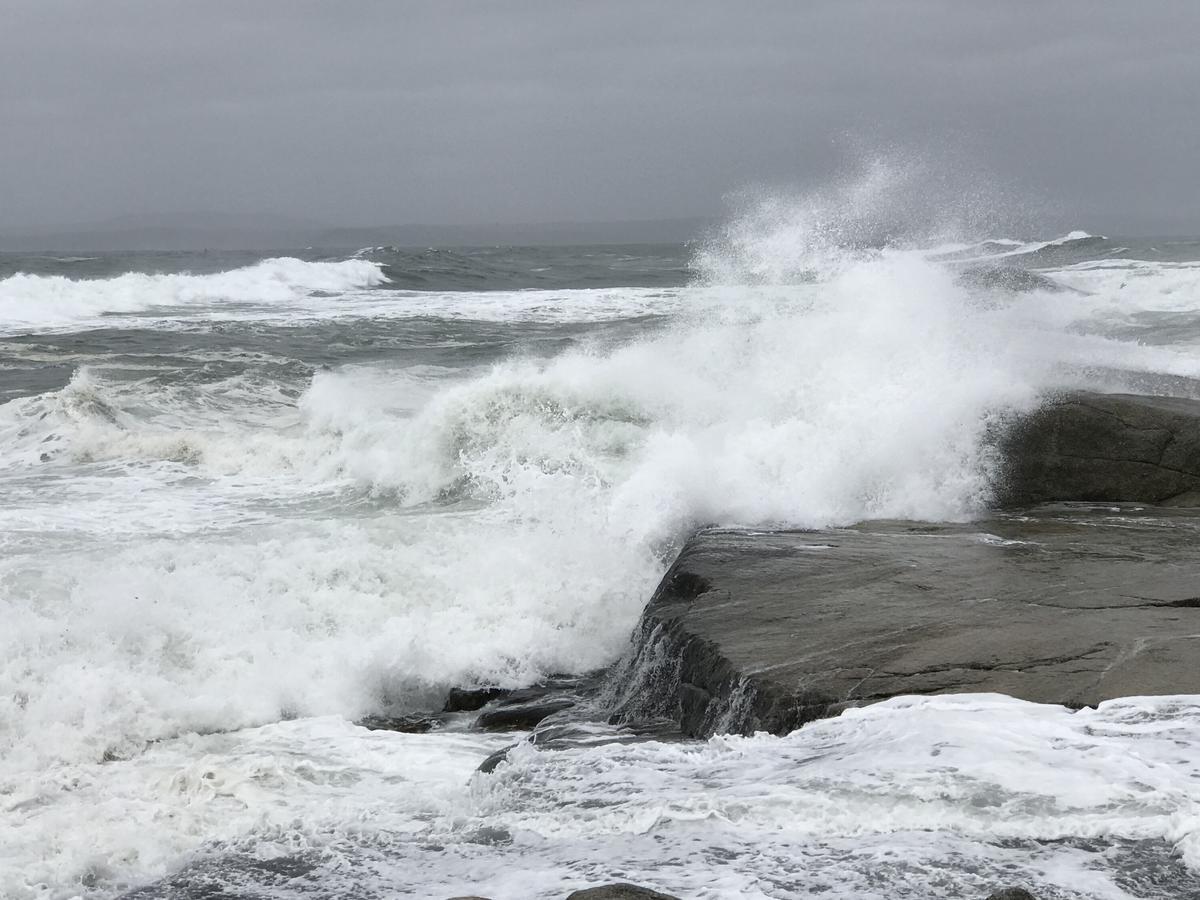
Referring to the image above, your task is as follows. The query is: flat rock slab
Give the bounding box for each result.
[619,506,1200,737]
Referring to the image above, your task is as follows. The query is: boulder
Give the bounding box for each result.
[985,889,1037,900]
[999,392,1200,506]
[475,699,574,731]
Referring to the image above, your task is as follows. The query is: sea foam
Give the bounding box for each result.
[6,696,1198,898]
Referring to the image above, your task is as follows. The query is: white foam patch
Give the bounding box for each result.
[328,286,685,325]
[5,696,1197,899]
[0,503,662,774]
[1048,260,1200,311]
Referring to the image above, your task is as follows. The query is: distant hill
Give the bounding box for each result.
[0,214,715,252]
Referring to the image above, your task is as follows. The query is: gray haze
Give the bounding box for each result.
[2,0,1199,244]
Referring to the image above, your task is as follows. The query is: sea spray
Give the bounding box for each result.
[0,192,1156,778]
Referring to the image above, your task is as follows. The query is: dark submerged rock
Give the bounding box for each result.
[566,884,681,900]
[356,713,438,733]
[470,674,599,731]
[999,392,1200,506]
[957,265,1068,293]
[476,745,514,773]
[986,889,1037,900]
[612,508,1200,738]
[118,853,318,898]
[444,686,510,712]
[475,699,574,731]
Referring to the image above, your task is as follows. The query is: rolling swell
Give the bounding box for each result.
[354,243,691,291]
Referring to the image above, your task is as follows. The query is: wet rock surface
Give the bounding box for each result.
[565,885,681,900]
[356,713,440,733]
[117,853,319,899]
[475,698,575,731]
[444,686,512,712]
[449,889,1032,900]
[615,506,1200,737]
[956,264,1070,294]
[999,391,1200,506]
[469,674,603,732]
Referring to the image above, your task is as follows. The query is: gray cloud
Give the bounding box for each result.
[2,1,1198,234]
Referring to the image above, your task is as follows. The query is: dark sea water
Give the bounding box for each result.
[3,227,1200,899]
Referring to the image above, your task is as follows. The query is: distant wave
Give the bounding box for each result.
[927,231,1109,265]
[0,257,387,333]
[351,244,691,291]
[353,245,527,290]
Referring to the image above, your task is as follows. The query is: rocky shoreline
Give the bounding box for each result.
[449,391,1200,900]
[601,391,1200,741]
[119,391,1200,899]
[606,507,1200,739]
[425,390,1200,900]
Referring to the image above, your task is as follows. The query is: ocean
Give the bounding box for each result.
[3,223,1200,898]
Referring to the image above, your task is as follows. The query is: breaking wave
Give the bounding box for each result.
[0,242,1088,779]
[0,257,386,332]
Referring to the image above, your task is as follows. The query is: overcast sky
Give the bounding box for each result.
[3,1,1198,234]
